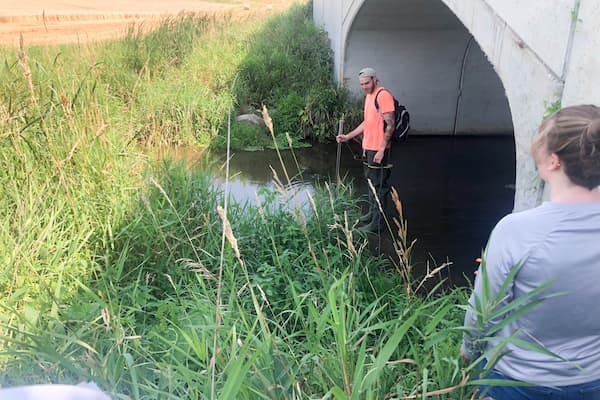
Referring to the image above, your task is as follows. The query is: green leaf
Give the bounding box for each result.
[492,261,522,304]
[124,352,140,400]
[424,303,454,334]
[350,339,367,400]
[487,299,546,335]
[331,385,348,400]
[468,378,533,387]
[362,312,419,389]
[479,335,567,361]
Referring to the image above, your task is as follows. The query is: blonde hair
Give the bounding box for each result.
[532,105,600,189]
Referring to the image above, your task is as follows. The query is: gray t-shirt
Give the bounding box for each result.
[462,201,600,386]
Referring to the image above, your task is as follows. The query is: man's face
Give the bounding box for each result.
[359,76,376,95]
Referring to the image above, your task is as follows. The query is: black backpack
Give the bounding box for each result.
[374,88,410,142]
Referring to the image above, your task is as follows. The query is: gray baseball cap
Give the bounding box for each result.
[358,67,377,78]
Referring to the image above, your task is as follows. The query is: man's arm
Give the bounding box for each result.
[373,111,395,163]
[336,121,364,143]
[381,112,395,145]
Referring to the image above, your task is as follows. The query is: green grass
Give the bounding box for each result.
[233,3,362,143]
[0,155,474,398]
[0,3,496,399]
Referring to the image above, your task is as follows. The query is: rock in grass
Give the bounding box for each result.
[236,113,266,128]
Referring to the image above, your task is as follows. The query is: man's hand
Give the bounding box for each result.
[460,351,471,364]
[336,134,347,143]
[374,148,385,164]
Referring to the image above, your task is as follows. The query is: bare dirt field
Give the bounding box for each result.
[0,0,293,46]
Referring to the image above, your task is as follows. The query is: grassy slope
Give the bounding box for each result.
[0,4,475,399]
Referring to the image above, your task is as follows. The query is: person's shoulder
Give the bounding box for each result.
[376,86,394,98]
[493,203,556,236]
[375,87,395,110]
[484,206,550,258]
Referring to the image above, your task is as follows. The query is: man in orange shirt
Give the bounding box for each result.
[337,67,396,232]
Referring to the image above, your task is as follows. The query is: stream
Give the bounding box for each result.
[210,135,516,286]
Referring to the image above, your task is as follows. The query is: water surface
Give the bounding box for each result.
[211,136,516,286]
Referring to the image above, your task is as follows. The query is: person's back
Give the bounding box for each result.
[488,201,600,386]
[462,104,600,399]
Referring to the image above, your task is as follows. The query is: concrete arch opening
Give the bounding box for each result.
[344,0,514,136]
[342,0,517,279]
[316,0,599,212]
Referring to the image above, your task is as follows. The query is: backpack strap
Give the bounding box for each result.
[374,88,394,127]
[373,88,388,113]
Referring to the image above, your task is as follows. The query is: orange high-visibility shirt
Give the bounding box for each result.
[362,86,394,151]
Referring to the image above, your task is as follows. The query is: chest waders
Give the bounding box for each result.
[361,149,392,234]
[340,141,393,243]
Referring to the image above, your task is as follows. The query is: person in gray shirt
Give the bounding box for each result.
[462,105,600,399]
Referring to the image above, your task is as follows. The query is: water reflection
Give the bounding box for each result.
[211,148,318,212]
[215,178,315,213]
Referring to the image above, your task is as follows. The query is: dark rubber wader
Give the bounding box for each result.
[362,149,392,228]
